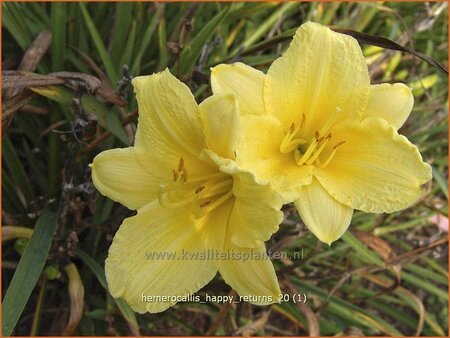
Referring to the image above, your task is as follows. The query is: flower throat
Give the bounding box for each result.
[279,107,345,168]
[158,158,233,218]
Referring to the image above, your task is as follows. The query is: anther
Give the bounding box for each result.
[200,200,211,208]
[197,191,233,217]
[300,113,306,128]
[177,158,184,172]
[195,186,205,194]
[306,136,331,165]
[333,140,346,149]
[181,166,188,180]
[289,123,295,134]
[172,169,179,182]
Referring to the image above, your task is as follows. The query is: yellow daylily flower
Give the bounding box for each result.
[211,22,432,245]
[90,69,283,313]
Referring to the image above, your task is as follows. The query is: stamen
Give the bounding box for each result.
[184,172,229,184]
[300,113,306,128]
[306,133,331,165]
[280,122,307,154]
[280,137,307,154]
[318,141,346,168]
[280,116,310,154]
[316,157,323,166]
[172,169,179,182]
[198,178,233,199]
[318,149,337,169]
[177,158,184,172]
[289,122,295,134]
[333,140,346,149]
[195,185,205,194]
[200,200,211,208]
[196,191,233,218]
[296,139,318,166]
[181,166,188,180]
[294,149,302,163]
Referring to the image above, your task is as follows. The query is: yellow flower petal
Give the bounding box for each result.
[91,148,158,210]
[294,178,353,245]
[211,62,266,115]
[264,21,370,135]
[364,83,413,130]
[199,94,241,159]
[218,241,281,305]
[229,173,284,248]
[132,69,205,159]
[238,114,313,202]
[199,149,284,248]
[316,118,432,213]
[105,200,225,313]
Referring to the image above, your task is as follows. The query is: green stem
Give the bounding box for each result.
[30,277,47,336]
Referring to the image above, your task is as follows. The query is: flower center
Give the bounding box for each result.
[279,107,345,168]
[158,158,233,218]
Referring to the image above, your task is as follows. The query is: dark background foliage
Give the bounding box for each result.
[2,1,448,336]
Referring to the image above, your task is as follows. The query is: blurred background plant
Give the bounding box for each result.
[1,1,448,336]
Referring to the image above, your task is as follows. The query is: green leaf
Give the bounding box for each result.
[401,271,448,300]
[432,166,448,199]
[233,2,298,53]
[410,74,439,96]
[51,3,67,71]
[178,8,230,74]
[342,232,384,266]
[75,248,140,335]
[119,20,137,69]
[2,3,32,50]
[79,3,119,84]
[2,208,59,336]
[75,248,107,288]
[2,170,27,213]
[110,3,134,67]
[30,86,129,145]
[2,137,35,204]
[130,7,160,75]
[290,277,403,335]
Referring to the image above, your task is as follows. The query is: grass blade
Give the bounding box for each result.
[110,3,133,67]
[130,6,160,75]
[2,137,35,204]
[178,8,230,74]
[51,3,67,71]
[432,165,448,199]
[2,208,58,336]
[75,248,140,335]
[79,3,119,84]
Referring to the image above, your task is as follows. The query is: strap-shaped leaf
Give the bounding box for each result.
[332,27,448,75]
[2,207,59,336]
